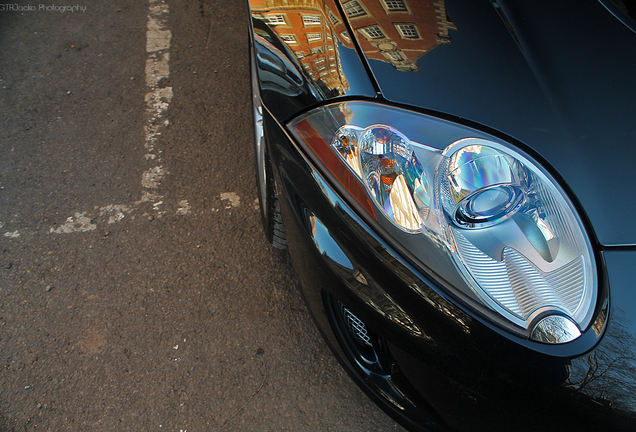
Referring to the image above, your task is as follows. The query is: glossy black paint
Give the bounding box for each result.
[252,17,376,122]
[261,104,636,430]
[249,0,636,430]
[361,0,636,247]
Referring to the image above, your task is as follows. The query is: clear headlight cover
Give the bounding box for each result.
[288,101,598,344]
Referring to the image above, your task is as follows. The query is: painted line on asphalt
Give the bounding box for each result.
[1,1,245,238]
[42,0,174,234]
[136,0,171,216]
[46,0,173,234]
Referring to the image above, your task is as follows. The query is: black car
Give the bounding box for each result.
[247,0,636,430]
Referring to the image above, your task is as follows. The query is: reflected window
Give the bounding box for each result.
[327,9,340,26]
[280,34,297,44]
[307,33,323,42]
[310,46,324,54]
[384,51,404,61]
[361,25,386,39]
[395,23,420,39]
[343,1,367,18]
[296,51,305,59]
[340,31,352,43]
[303,15,322,26]
[264,14,286,25]
[382,0,408,11]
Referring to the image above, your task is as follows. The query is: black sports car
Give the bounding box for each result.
[247,0,636,430]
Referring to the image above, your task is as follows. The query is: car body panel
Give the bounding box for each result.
[250,1,377,122]
[339,0,636,247]
[248,0,636,430]
[263,104,636,430]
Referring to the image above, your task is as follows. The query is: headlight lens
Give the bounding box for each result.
[442,145,525,228]
[288,101,597,344]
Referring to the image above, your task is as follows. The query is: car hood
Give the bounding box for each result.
[343,0,636,247]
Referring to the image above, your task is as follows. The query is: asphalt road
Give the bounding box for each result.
[0,1,405,430]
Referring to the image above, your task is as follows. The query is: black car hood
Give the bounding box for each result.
[346,0,636,247]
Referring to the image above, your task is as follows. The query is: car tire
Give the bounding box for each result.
[249,32,287,250]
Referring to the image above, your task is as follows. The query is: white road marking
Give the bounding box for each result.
[49,213,97,234]
[42,1,249,236]
[176,200,191,215]
[142,0,172,213]
[220,192,241,208]
[100,204,132,224]
[141,165,167,189]
[145,53,170,88]
[136,191,163,205]
[145,88,173,125]
[47,0,176,234]
[146,1,171,53]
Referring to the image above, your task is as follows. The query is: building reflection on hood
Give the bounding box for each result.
[250,0,456,95]
[339,0,456,72]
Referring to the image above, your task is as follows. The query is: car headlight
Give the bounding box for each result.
[288,101,598,344]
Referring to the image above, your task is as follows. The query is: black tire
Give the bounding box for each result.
[249,27,287,249]
[258,142,287,249]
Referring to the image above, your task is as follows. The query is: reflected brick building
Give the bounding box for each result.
[250,0,350,95]
[249,0,456,94]
[341,0,456,72]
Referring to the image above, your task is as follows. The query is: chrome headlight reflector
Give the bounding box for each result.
[289,102,598,344]
[441,144,525,228]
